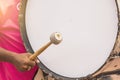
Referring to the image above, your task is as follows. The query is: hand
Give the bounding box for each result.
[11,53,36,71]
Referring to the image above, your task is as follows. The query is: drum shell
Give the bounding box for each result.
[19,0,120,79]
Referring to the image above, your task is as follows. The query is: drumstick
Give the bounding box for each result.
[29,32,63,60]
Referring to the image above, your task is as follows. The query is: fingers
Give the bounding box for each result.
[22,59,35,71]
[13,53,40,71]
[19,59,35,71]
[27,53,40,64]
[35,58,40,64]
[25,53,37,67]
[23,56,40,71]
[27,59,36,67]
[19,53,40,71]
[27,66,32,71]
[20,65,31,71]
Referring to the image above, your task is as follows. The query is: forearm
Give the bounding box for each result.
[0,47,16,63]
[0,48,37,71]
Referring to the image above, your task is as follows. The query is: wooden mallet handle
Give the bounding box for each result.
[29,32,62,60]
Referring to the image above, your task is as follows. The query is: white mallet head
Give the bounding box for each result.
[50,32,63,45]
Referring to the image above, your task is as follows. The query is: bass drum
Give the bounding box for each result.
[19,0,120,80]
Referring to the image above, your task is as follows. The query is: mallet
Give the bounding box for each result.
[29,32,63,60]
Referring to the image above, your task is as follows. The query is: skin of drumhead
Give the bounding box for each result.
[25,0,118,78]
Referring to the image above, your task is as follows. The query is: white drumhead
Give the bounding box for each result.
[26,0,118,78]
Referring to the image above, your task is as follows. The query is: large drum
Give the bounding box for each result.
[19,0,120,80]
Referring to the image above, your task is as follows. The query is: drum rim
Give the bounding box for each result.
[19,0,120,79]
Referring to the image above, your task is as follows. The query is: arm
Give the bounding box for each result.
[0,47,45,79]
[0,47,35,71]
[0,47,17,62]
